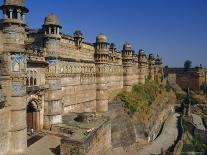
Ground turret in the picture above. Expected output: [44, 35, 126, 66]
[148, 53, 155, 80]
[138, 49, 148, 84]
[94, 33, 109, 112]
[109, 43, 117, 63]
[43, 14, 61, 38]
[42, 14, 61, 60]
[122, 43, 133, 65]
[0, 1, 29, 154]
[122, 43, 134, 91]
[0, 0, 29, 26]
[154, 54, 163, 82]
[42, 14, 63, 128]
[94, 33, 109, 64]
[73, 30, 84, 48]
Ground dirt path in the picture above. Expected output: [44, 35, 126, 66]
[27, 135, 61, 155]
[136, 113, 179, 155]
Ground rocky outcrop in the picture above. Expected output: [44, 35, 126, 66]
[109, 103, 136, 148]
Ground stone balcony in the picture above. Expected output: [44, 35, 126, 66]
[26, 85, 49, 93]
[1, 18, 27, 25]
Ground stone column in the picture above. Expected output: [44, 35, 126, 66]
[49, 27, 51, 35]
[22, 13, 25, 21]
[9, 9, 13, 19]
[96, 64, 109, 112]
[44, 78, 63, 129]
[57, 27, 60, 35]
[9, 81, 27, 155]
[17, 9, 21, 20]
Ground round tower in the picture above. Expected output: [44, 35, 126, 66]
[42, 14, 61, 59]
[0, 0, 29, 154]
[148, 53, 155, 80]
[73, 30, 84, 48]
[94, 33, 109, 112]
[122, 43, 134, 91]
[42, 14, 63, 129]
[138, 49, 148, 84]
[155, 54, 163, 82]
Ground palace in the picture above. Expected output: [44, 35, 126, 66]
[0, 0, 163, 154]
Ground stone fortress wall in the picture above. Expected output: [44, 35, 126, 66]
[0, 0, 163, 154]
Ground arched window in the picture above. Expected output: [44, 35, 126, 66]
[30, 77, 33, 86]
[51, 27, 54, 34]
[26, 78, 29, 86]
[12, 61, 20, 72]
[12, 9, 17, 19]
[34, 78, 37, 86]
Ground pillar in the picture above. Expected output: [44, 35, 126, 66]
[96, 64, 109, 112]
[9, 9, 13, 19]
[44, 79, 63, 129]
[17, 9, 21, 20]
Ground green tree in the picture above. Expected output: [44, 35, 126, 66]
[184, 60, 192, 71]
[201, 82, 207, 97]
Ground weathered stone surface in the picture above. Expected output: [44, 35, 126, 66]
[0, 0, 163, 154]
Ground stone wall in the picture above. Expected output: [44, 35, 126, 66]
[60, 118, 111, 155]
[166, 68, 207, 92]
[0, 108, 10, 155]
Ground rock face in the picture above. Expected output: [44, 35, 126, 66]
[109, 92, 176, 151]
[109, 103, 136, 148]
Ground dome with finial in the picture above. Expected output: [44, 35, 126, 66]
[155, 54, 162, 65]
[96, 33, 107, 43]
[110, 43, 116, 49]
[1, 0, 29, 12]
[74, 30, 83, 38]
[44, 14, 61, 27]
[138, 49, 145, 55]
[149, 54, 155, 60]
[123, 42, 132, 50]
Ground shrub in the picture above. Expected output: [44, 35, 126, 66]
[117, 80, 163, 115]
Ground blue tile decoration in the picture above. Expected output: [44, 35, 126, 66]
[12, 82, 26, 96]
[49, 81, 61, 90]
[48, 59, 57, 65]
[11, 54, 24, 62]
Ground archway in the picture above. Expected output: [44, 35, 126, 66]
[27, 99, 40, 131]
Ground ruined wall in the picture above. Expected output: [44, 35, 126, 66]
[60, 119, 111, 155]
[176, 73, 200, 92]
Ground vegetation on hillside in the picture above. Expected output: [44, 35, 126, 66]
[115, 79, 176, 126]
[116, 79, 163, 116]
[201, 82, 207, 97]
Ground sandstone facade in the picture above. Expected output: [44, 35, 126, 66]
[0, 0, 163, 154]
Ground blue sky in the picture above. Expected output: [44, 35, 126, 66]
[1, 0, 207, 67]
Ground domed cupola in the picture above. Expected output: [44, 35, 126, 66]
[155, 55, 162, 65]
[155, 54, 162, 65]
[138, 49, 147, 64]
[109, 43, 117, 54]
[148, 53, 155, 66]
[0, 0, 29, 26]
[73, 30, 84, 47]
[122, 42, 133, 64]
[96, 33, 108, 43]
[94, 33, 109, 63]
[42, 14, 62, 38]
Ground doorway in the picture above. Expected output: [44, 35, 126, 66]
[27, 100, 40, 131]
